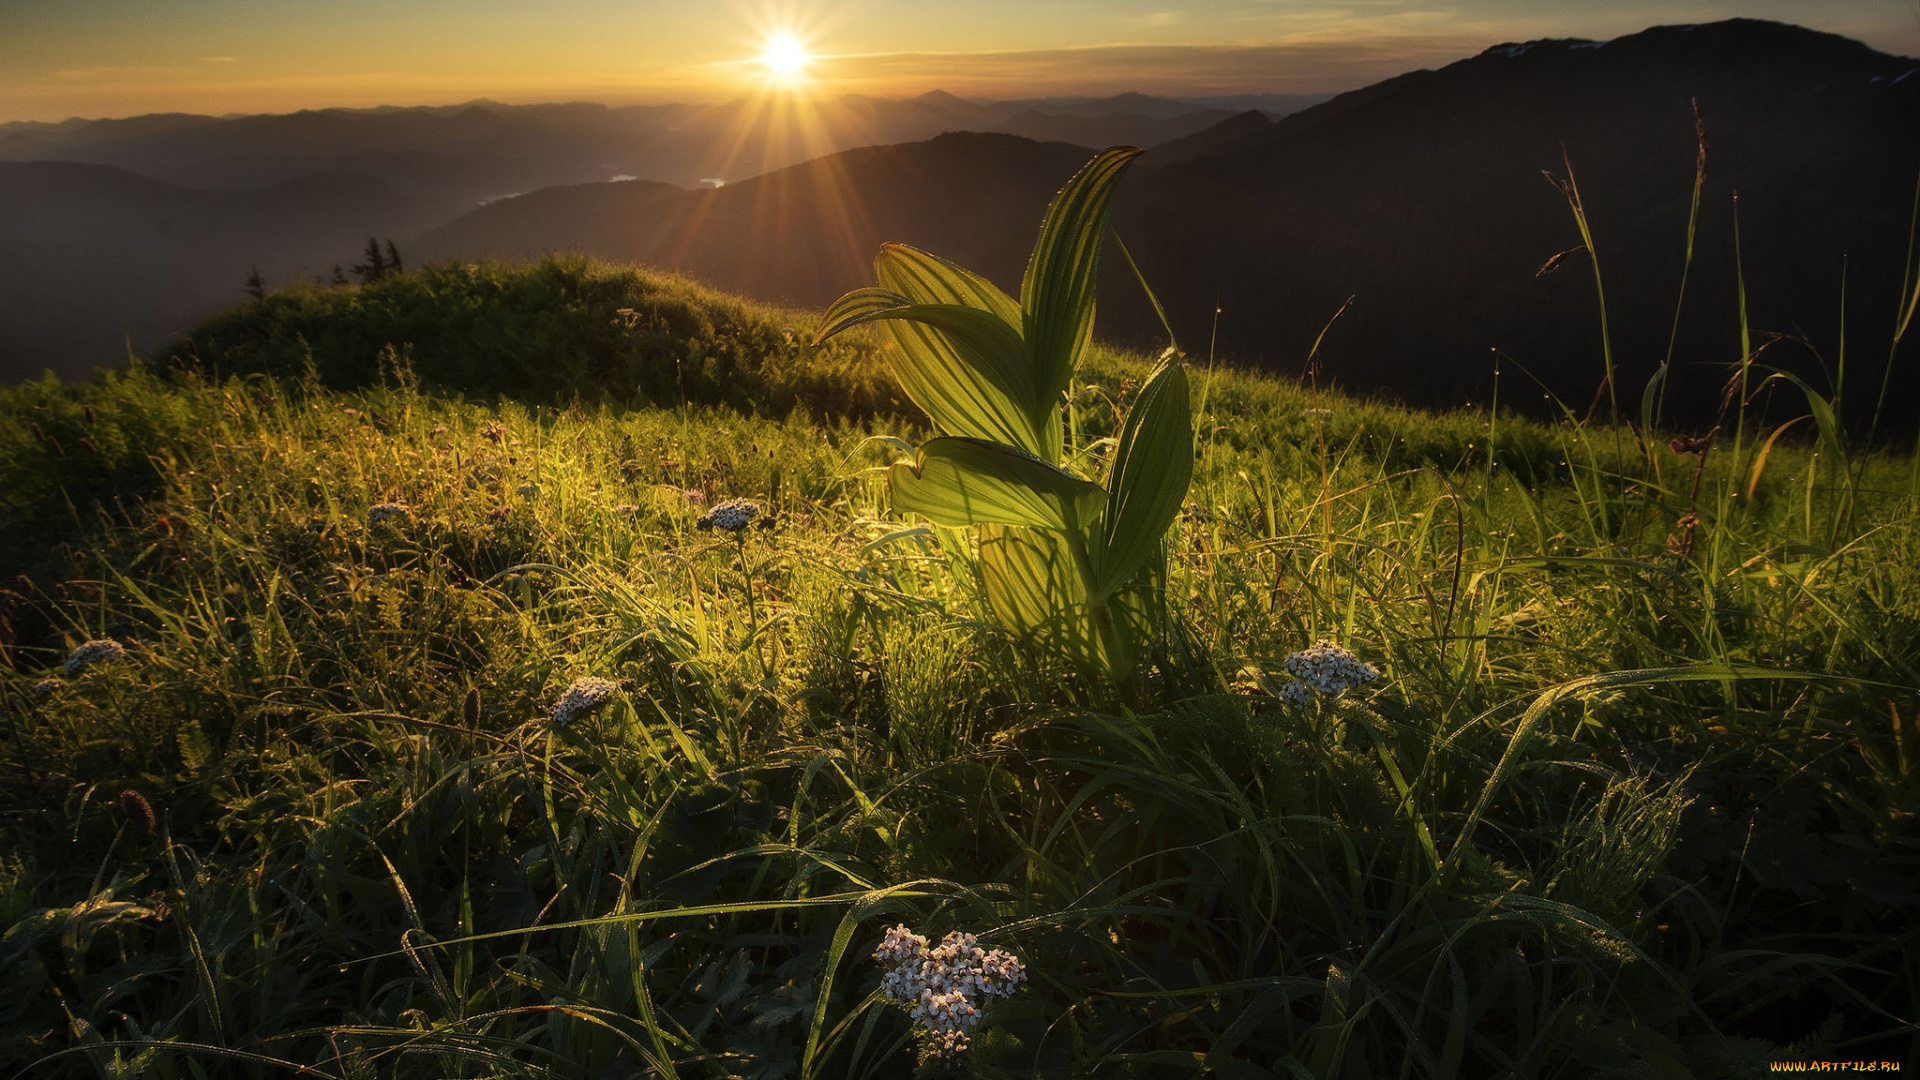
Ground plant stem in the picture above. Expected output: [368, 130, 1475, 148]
[1063, 518, 1134, 705]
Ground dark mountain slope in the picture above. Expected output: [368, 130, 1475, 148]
[1105, 19, 1920, 423]
[413, 133, 1094, 310]
[413, 20, 1919, 428]
[0, 162, 418, 381]
[1144, 110, 1274, 167]
[409, 179, 683, 262]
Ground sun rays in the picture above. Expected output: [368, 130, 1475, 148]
[657, 20, 890, 291]
[760, 33, 812, 84]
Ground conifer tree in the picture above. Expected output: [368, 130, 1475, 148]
[243, 265, 265, 302]
[351, 236, 387, 283]
[383, 239, 403, 276]
[330, 264, 349, 286]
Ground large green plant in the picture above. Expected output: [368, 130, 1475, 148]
[813, 147, 1192, 690]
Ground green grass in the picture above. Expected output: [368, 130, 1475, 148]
[1, 257, 1916, 1078]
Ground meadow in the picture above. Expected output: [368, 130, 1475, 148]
[1, 250, 1916, 1077]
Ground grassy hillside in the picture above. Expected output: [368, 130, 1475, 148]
[2, 259, 1916, 1077]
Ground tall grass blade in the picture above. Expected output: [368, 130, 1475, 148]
[1872, 164, 1920, 442]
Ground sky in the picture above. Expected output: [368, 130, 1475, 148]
[3, 0, 1917, 123]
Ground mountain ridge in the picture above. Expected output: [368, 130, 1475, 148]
[4, 18, 1915, 429]
[410, 18, 1919, 427]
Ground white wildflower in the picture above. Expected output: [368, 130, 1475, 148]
[873, 925, 1026, 1060]
[1277, 640, 1379, 703]
[64, 638, 126, 675]
[926, 1029, 970, 1058]
[979, 949, 1027, 998]
[550, 676, 619, 725]
[515, 483, 538, 498]
[875, 924, 927, 964]
[696, 498, 759, 533]
[367, 502, 410, 525]
[33, 676, 63, 700]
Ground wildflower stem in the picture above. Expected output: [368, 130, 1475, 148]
[736, 532, 766, 674]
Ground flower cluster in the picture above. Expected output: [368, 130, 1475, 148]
[550, 676, 619, 726]
[874, 925, 1027, 1060]
[367, 502, 410, 525]
[33, 676, 62, 700]
[65, 638, 126, 675]
[1277, 640, 1379, 704]
[696, 498, 760, 533]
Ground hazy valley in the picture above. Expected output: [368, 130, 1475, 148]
[4, 17, 1917, 427]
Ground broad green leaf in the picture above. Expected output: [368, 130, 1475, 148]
[1096, 361, 1192, 600]
[813, 286, 916, 344]
[875, 244, 1061, 460]
[1021, 146, 1142, 408]
[979, 524, 1103, 674]
[876, 243, 1021, 326]
[889, 437, 1102, 531]
[979, 524, 1159, 682]
[815, 291, 1043, 454]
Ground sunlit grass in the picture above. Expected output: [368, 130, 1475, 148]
[1, 258, 1915, 1076]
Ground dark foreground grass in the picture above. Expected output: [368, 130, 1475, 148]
[1, 260, 1916, 1078]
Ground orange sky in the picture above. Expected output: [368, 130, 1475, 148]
[4, 1, 1916, 122]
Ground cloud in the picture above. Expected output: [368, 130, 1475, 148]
[804, 38, 1488, 96]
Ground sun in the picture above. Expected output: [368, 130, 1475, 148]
[760, 34, 812, 82]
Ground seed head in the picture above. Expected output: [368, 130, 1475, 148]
[462, 686, 482, 728]
[120, 789, 156, 834]
[65, 638, 126, 675]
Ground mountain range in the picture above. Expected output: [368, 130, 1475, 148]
[1, 90, 1318, 382]
[6, 20, 1917, 430]
[411, 19, 1920, 427]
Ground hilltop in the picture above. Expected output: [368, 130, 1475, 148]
[2, 257, 1915, 1074]
[0, 90, 1278, 382]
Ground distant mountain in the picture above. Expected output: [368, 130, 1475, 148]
[1105, 18, 1920, 424]
[1144, 110, 1275, 166]
[0, 91, 1255, 209]
[0, 161, 418, 381]
[412, 133, 1090, 307]
[1, 90, 1271, 379]
[416, 19, 1918, 427]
